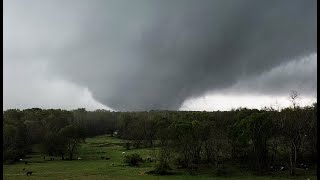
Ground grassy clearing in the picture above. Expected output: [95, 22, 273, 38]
[3, 135, 317, 180]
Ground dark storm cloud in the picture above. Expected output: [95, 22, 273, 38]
[5, 0, 317, 111]
[212, 54, 317, 97]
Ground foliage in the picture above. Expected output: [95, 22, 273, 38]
[124, 153, 144, 166]
[3, 135, 317, 179]
[2, 102, 317, 176]
[214, 167, 229, 177]
[234, 112, 273, 174]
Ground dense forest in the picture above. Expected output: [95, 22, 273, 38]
[3, 103, 317, 176]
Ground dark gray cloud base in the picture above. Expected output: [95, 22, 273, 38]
[5, 0, 317, 111]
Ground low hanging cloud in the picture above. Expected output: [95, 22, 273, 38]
[210, 53, 317, 97]
[4, 0, 317, 111]
[180, 94, 316, 112]
[181, 54, 317, 111]
[3, 59, 111, 111]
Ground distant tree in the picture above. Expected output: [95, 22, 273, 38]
[289, 90, 299, 109]
[170, 120, 205, 170]
[203, 123, 231, 167]
[142, 113, 158, 147]
[278, 107, 310, 175]
[154, 147, 172, 175]
[3, 124, 19, 162]
[72, 108, 87, 128]
[41, 132, 68, 160]
[3, 123, 28, 163]
[2, 106, 317, 176]
[235, 112, 273, 174]
[59, 125, 84, 160]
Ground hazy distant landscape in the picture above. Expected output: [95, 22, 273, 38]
[3, 0, 316, 179]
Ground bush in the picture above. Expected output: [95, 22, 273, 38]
[3, 149, 25, 164]
[124, 142, 131, 150]
[153, 161, 172, 175]
[214, 167, 229, 176]
[124, 153, 143, 166]
[174, 156, 188, 168]
[187, 163, 200, 175]
[216, 168, 227, 176]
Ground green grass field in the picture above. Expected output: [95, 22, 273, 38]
[3, 135, 317, 180]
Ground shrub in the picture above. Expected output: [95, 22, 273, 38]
[174, 156, 188, 168]
[124, 142, 131, 150]
[214, 167, 229, 176]
[124, 153, 143, 166]
[188, 163, 200, 175]
[153, 161, 172, 175]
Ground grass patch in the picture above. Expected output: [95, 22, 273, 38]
[4, 135, 317, 180]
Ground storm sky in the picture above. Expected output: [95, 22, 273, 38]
[4, 0, 317, 111]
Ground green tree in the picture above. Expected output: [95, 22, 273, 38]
[59, 125, 84, 160]
[235, 112, 273, 174]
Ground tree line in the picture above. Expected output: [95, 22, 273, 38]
[3, 103, 317, 175]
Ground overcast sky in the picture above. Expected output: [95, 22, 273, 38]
[4, 0, 317, 111]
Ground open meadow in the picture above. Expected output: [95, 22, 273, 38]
[3, 135, 317, 180]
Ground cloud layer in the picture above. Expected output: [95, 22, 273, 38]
[181, 54, 317, 111]
[211, 53, 317, 96]
[4, 0, 317, 111]
[3, 59, 110, 110]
